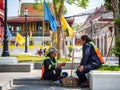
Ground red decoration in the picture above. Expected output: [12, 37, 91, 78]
[0, 0, 4, 10]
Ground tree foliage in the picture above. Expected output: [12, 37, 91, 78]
[112, 37, 120, 57]
[66, 0, 88, 8]
[105, 0, 120, 13]
[105, 0, 120, 66]
[104, 0, 112, 11]
[72, 23, 81, 32]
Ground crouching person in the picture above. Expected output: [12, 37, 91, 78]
[41, 47, 68, 84]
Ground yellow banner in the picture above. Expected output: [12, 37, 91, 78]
[16, 32, 25, 45]
[61, 16, 74, 37]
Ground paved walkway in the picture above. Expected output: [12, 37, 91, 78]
[0, 70, 90, 90]
[9, 85, 89, 90]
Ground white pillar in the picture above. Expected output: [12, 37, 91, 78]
[68, 40, 70, 45]
[102, 35, 105, 56]
[95, 36, 97, 46]
[106, 33, 109, 55]
[99, 36, 101, 52]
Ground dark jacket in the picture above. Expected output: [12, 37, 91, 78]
[43, 55, 62, 80]
[80, 42, 102, 68]
[43, 56, 58, 72]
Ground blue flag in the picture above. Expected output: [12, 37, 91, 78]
[44, 0, 57, 32]
[7, 27, 12, 39]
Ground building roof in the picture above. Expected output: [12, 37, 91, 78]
[82, 6, 112, 28]
[8, 16, 43, 23]
[20, 3, 53, 16]
[20, 3, 43, 16]
[7, 16, 74, 26]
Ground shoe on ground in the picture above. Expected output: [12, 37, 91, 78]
[80, 83, 89, 88]
[53, 80, 61, 86]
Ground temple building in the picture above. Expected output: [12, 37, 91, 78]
[7, 3, 74, 45]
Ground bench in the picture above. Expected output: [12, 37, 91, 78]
[89, 71, 120, 90]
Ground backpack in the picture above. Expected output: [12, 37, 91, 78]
[89, 42, 104, 64]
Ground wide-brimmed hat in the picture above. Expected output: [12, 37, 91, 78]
[48, 47, 57, 53]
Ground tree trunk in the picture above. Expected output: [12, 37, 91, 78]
[53, 0, 64, 59]
[57, 25, 62, 59]
[119, 56, 120, 66]
[111, 0, 120, 66]
[114, 21, 120, 39]
[51, 32, 56, 47]
[63, 32, 67, 58]
[112, 0, 120, 38]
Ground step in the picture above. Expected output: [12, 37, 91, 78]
[34, 62, 80, 69]
[8, 84, 90, 90]
[13, 78, 54, 86]
[0, 79, 12, 90]
[0, 63, 33, 72]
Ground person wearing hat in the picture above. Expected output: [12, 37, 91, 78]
[41, 47, 68, 83]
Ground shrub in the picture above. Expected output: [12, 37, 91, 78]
[58, 58, 71, 62]
[29, 38, 34, 45]
[97, 65, 120, 71]
[68, 45, 73, 57]
[112, 37, 120, 57]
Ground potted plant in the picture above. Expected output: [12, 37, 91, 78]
[67, 45, 73, 59]
[89, 65, 120, 90]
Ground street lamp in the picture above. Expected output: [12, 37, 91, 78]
[2, 0, 10, 56]
[24, 8, 28, 53]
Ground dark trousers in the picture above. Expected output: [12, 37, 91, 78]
[43, 68, 68, 81]
[76, 64, 94, 83]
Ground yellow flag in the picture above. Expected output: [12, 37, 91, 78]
[61, 16, 74, 37]
[16, 32, 25, 45]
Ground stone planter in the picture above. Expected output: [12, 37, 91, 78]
[89, 71, 120, 90]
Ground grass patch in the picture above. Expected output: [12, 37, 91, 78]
[0, 45, 50, 49]
[58, 58, 71, 62]
[97, 65, 120, 71]
[10, 55, 71, 63]
[11, 55, 44, 63]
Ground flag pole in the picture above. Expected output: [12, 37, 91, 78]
[70, 32, 75, 77]
[43, 20, 45, 54]
[43, 0, 45, 55]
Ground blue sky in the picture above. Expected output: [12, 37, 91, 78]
[8, 0, 104, 17]
[8, 0, 34, 17]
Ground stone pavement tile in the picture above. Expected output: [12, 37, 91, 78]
[0, 70, 77, 80]
[8, 85, 90, 90]
[0, 70, 90, 90]
[0, 70, 41, 80]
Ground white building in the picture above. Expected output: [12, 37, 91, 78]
[78, 6, 114, 57]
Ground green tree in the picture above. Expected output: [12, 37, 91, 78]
[72, 22, 81, 32]
[35, 0, 88, 59]
[105, 0, 120, 66]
